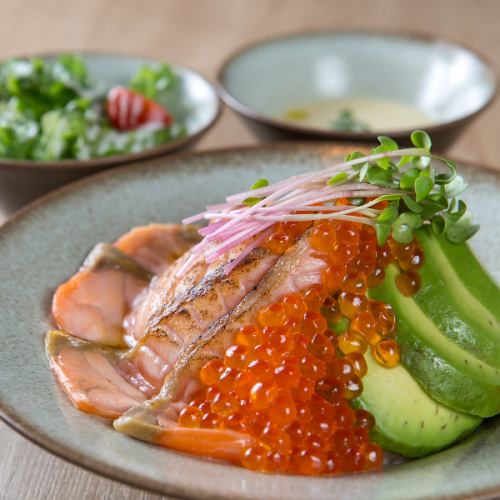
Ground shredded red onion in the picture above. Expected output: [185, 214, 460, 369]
[177, 147, 427, 276]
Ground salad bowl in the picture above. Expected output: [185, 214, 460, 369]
[0, 143, 499, 499]
[0, 52, 221, 213]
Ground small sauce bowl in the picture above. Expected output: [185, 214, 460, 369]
[218, 31, 496, 150]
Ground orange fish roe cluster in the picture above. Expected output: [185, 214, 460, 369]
[177, 217, 425, 475]
[263, 221, 312, 254]
[308, 220, 410, 367]
[180, 291, 383, 475]
[389, 239, 425, 297]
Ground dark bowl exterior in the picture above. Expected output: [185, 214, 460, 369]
[0, 135, 205, 214]
[0, 164, 101, 214]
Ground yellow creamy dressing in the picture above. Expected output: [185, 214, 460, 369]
[284, 97, 434, 132]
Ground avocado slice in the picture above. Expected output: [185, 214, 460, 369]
[415, 229, 500, 366]
[421, 229, 500, 321]
[356, 353, 482, 458]
[369, 229, 500, 417]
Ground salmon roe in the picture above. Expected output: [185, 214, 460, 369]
[181, 289, 382, 475]
[263, 221, 312, 254]
[178, 214, 425, 476]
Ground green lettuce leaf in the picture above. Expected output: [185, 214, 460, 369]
[129, 63, 177, 100]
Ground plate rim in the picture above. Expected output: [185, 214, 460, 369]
[0, 141, 499, 499]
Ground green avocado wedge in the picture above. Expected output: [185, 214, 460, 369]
[369, 228, 500, 417]
[355, 353, 482, 458]
[416, 229, 500, 365]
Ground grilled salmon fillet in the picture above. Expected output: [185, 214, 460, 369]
[114, 232, 327, 457]
[48, 226, 278, 418]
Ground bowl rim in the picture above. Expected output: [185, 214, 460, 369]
[216, 29, 498, 141]
[0, 49, 223, 171]
[0, 141, 500, 499]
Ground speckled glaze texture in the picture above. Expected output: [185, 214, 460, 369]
[0, 144, 498, 500]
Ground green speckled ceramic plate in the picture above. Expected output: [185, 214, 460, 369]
[0, 144, 499, 500]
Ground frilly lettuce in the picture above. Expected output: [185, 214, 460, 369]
[0, 55, 184, 161]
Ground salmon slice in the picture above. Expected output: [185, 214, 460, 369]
[122, 249, 209, 345]
[48, 225, 278, 418]
[154, 428, 255, 464]
[122, 237, 247, 345]
[114, 232, 326, 459]
[125, 241, 278, 342]
[121, 246, 278, 390]
[52, 224, 197, 347]
[47, 329, 179, 418]
[52, 269, 146, 347]
[48, 224, 201, 417]
[46, 330, 148, 419]
[117, 408, 255, 464]
[160, 231, 325, 403]
[146, 248, 278, 348]
[115, 223, 200, 275]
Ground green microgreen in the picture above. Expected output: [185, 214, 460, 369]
[242, 197, 262, 207]
[375, 222, 392, 246]
[377, 204, 399, 224]
[243, 178, 269, 206]
[415, 175, 434, 202]
[327, 172, 349, 186]
[402, 195, 423, 213]
[410, 130, 432, 150]
[338, 130, 478, 245]
[251, 178, 269, 190]
[399, 167, 420, 190]
[367, 166, 394, 187]
[235, 130, 477, 251]
[392, 212, 423, 244]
